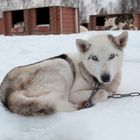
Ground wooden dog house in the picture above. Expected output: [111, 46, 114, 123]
[89, 13, 140, 30]
[3, 6, 79, 35]
[0, 18, 4, 34]
[133, 13, 140, 29]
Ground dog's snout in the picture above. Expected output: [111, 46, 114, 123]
[101, 73, 110, 83]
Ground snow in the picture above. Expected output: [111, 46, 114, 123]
[37, 24, 50, 27]
[0, 31, 140, 140]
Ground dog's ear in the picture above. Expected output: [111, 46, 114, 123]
[76, 39, 91, 53]
[114, 31, 128, 49]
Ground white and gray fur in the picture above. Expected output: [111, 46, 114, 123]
[0, 31, 128, 116]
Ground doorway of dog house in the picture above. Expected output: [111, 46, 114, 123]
[36, 7, 50, 26]
[96, 16, 106, 26]
[82, 23, 88, 28]
[12, 10, 24, 32]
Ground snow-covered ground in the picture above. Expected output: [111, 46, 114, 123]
[0, 31, 140, 140]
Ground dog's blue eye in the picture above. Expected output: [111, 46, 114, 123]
[91, 56, 98, 61]
[109, 54, 115, 60]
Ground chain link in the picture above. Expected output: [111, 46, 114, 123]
[108, 92, 140, 99]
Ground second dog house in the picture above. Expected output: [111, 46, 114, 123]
[89, 13, 140, 30]
[0, 18, 4, 34]
[3, 6, 79, 35]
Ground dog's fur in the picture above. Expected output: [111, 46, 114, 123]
[0, 31, 128, 116]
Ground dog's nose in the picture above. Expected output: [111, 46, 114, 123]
[101, 74, 110, 83]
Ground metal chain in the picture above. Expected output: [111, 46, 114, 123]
[78, 76, 140, 109]
[108, 92, 140, 99]
[88, 82, 100, 104]
[79, 91, 140, 110]
[78, 82, 100, 109]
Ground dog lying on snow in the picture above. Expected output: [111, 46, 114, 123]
[104, 15, 137, 30]
[0, 31, 128, 116]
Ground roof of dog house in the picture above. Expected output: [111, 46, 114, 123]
[1, 0, 78, 11]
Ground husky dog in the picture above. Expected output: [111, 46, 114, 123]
[115, 15, 134, 26]
[80, 25, 88, 32]
[0, 31, 128, 116]
[104, 17, 117, 30]
[105, 15, 136, 30]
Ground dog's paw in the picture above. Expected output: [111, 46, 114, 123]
[93, 89, 108, 103]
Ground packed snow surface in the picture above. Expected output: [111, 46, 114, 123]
[0, 31, 140, 140]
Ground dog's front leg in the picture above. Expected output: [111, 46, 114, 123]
[69, 89, 110, 105]
[70, 89, 110, 110]
[69, 90, 93, 105]
[77, 89, 110, 109]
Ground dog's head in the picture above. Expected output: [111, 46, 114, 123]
[76, 31, 128, 84]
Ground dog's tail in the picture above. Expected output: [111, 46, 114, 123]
[0, 85, 55, 116]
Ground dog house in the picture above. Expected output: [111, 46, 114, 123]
[89, 13, 137, 30]
[3, 6, 79, 35]
[133, 13, 140, 29]
[0, 18, 4, 34]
